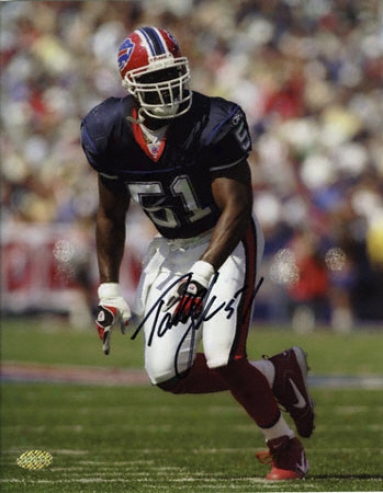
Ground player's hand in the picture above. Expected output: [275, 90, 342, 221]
[96, 283, 131, 355]
[163, 261, 215, 325]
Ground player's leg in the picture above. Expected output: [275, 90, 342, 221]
[138, 236, 228, 389]
[202, 221, 281, 430]
[202, 219, 308, 479]
[142, 269, 203, 385]
[252, 347, 315, 438]
[157, 352, 229, 393]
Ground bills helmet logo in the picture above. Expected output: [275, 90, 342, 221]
[118, 38, 135, 72]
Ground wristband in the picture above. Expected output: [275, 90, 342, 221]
[98, 282, 121, 299]
[190, 261, 215, 288]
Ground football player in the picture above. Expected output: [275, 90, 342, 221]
[81, 26, 314, 480]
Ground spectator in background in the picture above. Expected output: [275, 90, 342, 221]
[1, 0, 382, 323]
[287, 229, 330, 332]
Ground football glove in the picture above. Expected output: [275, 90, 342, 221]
[96, 283, 131, 355]
[163, 261, 215, 326]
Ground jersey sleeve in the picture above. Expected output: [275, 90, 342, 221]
[80, 99, 119, 180]
[204, 104, 252, 172]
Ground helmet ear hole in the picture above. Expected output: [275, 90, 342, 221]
[118, 27, 192, 120]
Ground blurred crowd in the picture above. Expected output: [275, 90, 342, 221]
[1, 0, 383, 328]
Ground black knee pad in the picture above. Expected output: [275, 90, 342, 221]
[157, 375, 187, 394]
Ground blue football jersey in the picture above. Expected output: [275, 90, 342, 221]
[81, 92, 251, 239]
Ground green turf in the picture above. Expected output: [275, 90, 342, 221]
[2, 318, 383, 374]
[1, 319, 383, 492]
[1, 384, 382, 492]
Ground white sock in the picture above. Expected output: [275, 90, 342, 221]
[251, 359, 275, 387]
[252, 359, 293, 441]
[262, 414, 294, 442]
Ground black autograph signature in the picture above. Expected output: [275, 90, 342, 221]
[131, 273, 264, 378]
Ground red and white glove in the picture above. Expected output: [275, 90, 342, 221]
[163, 261, 215, 326]
[96, 283, 131, 355]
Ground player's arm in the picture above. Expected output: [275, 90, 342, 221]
[200, 159, 253, 270]
[95, 175, 132, 354]
[96, 175, 130, 283]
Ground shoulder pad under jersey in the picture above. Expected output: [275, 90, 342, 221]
[81, 96, 133, 173]
[198, 95, 252, 169]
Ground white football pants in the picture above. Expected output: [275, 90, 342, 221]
[133, 217, 264, 385]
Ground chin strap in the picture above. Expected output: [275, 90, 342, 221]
[126, 107, 146, 124]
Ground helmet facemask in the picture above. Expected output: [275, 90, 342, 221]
[123, 58, 192, 120]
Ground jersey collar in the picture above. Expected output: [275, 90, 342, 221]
[131, 108, 167, 162]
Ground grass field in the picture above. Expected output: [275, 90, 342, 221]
[1, 318, 383, 492]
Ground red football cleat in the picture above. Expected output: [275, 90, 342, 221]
[256, 435, 309, 480]
[266, 346, 315, 438]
